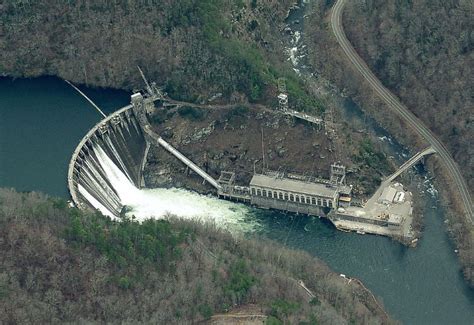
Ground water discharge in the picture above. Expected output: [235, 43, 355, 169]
[91, 144, 260, 234]
[2, 64, 473, 325]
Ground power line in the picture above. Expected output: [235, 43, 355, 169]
[65, 80, 106, 118]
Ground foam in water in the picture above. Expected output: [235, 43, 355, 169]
[93, 144, 260, 233]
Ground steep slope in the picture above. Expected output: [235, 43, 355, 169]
[343, 0, 473, 192]
[0, 188, 393, 324]
[0, 0, 303, 104]
[304, 0, 474, 286]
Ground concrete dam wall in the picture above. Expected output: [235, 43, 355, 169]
[68, 105, 149, 217]
[68, 92, 222, 218]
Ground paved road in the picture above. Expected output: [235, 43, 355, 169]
[331, 0, 473, 223]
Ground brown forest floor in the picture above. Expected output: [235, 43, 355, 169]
[145, 105, 350, 192]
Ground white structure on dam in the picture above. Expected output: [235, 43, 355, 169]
[67, 74, 435, 241]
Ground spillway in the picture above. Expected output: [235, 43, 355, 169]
[66, 99, 256, 231]
[68, 105, 149, 217]
[68, 91, 226, 220]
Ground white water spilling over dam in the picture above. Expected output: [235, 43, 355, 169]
[68, 97, 258, 233]
[68, 105, 148, 216]
[77, 137, 258, 232]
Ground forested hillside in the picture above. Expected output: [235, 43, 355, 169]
[0, 188, 393, 324]
[304, 0, 474, 286]
[343, 0, 473, 191]
[343, 1, 474, 287]
[0, 0, 317, 108]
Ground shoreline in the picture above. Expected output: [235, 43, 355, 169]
[141, 101, 421, 247]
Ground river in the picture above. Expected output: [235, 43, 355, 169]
[0, 64, 473, 325]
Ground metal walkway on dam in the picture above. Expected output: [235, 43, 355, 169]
[130, 92, 221, 190]
[144, 124, 221, 190]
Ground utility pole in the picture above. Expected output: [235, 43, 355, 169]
[261, 127, 266, 173]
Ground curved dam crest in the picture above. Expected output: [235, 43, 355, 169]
[67, 93, 258, 232]
[68, 103, 148, 217]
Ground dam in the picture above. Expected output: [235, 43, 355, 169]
[68, 84, 428, 244]
[68, 90, 221, 217]
[67, 104, 149, 216]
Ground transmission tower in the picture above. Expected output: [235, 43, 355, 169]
[277, 77, 289, 111]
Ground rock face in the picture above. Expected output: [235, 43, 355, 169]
[143, 104, 389, 197]
[182, 122, 215, 145]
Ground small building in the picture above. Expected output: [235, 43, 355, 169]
[333, 209, 404, 229]
[394, 191, 405, 203]
[378, 186, 397, 205]
[338, 195, 352, 207]
[249, 173, 339, 216]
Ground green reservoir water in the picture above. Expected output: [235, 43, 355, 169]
[0, 77, 130, 196]
[0, 76, 473, 324]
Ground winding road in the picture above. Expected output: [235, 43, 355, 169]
[331, 0, 473, 224]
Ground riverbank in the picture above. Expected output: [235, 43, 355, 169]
[0, 0, 300, 105]
[2, 76, 473, 324]
[0, 188, 394, 324]
[303, 0, 474, 287]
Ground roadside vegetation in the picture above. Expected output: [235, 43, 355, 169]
[343, 0, 473, 191]
[305, 0, 474, 286]
[0, 188, 393, 324]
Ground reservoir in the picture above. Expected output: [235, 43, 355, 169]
[0, 76, 473, 324]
